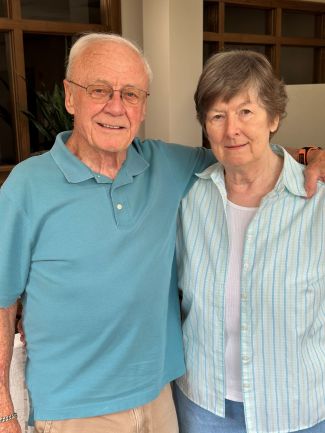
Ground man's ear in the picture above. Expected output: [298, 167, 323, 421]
[63, 79, 75, 115]
[140, 99, 147, 123]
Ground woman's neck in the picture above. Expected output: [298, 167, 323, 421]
[225, 152, 283, 207]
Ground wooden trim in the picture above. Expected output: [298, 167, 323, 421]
[204, 32, 276, 44]
[204, 33, 325, 47]
[99, 0, 121, 33]
[8, 29, 30, 161]
[219, 1, 225, 34]
[272, 8, 282, 76]
[7, 0, 21, 19]
[218, 1, 225, 50]
[0, 18, 105, 34]
[0, 166, 14, 185]
[107, 0, 122, 34]
[204, 0, 325, 13]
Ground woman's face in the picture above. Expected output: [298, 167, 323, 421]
[205, 87, 279, 170]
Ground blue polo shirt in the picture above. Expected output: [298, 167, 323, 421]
[0, 131, 214, 421]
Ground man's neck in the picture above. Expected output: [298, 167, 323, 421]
[66, 137, 127, 180]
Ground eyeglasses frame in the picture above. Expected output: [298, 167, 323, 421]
[66, 79, 150, 105]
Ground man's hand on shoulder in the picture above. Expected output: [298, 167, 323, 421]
[304, 148, 325, 197]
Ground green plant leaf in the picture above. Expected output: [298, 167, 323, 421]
[22, 82, 73, 142]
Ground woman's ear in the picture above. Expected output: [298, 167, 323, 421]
[270, 115, 280, 133]
[63, 79, 75, 115]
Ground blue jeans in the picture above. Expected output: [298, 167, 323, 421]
[173, 384, 325, 433]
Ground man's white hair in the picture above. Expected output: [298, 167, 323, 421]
[65, 32, 153, 83]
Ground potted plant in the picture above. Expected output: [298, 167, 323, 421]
[23, 82, 73, 147]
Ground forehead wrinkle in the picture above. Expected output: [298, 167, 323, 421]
[210, 98, 252, 113]
[72, 42, 148, 88]
[211, 87, 263, 112]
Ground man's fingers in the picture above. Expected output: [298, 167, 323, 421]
[304, 169, 319, 198]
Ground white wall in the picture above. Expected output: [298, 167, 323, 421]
[120, 0, 143, 47]
[142, 0, 202, 146]
[121, 0, 202, 147]
[273, 84, 325, 149]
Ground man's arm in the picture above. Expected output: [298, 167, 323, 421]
[0, 303, 21, 433]
[285, 146, 325, 197]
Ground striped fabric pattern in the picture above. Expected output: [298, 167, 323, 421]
[176, 145, 325, 433]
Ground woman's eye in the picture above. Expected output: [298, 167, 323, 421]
[240, 109, 252, 116]
[213, 114, 224, 121]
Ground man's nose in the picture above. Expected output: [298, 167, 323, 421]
[103, 90, 126, 114]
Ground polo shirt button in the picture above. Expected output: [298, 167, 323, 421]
[116, 203, 123, 210]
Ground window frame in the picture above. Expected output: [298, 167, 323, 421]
[0, 0, 121, 184]
[203, 0, 325, 82]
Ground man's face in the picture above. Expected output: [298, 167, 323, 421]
[64, 41, 148, 157]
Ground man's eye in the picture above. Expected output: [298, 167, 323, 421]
[93, 88, 108, 95]
[124, 90, 139, 99]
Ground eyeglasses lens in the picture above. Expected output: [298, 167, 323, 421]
[87, 85, 144, 105]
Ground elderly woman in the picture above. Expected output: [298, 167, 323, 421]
[174, 51, 325, 433]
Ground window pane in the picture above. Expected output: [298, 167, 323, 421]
[0, 33, 15, 165]
[204, 2, 218, 32]
[24, 33, 73, 153]
[225, 5, 270, 35]
[0, 0, 8, 17]
[281, 47, 314, 84]
[21, 0, 101, 24]
[203, 42, 219, 64]
[282, 11, 316, 38]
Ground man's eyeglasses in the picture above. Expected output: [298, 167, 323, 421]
[67, 80, 150, 106]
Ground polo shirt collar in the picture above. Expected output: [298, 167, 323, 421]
[196, 144, 307, 198]
[115, 141, 149, 187]
[50, 131, 149, 184]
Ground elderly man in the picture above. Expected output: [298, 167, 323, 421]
[0, 33, 324, 433]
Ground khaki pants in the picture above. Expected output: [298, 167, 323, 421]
[34, 384, 178, 433]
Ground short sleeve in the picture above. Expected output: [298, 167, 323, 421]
[0, 189, 32, 307]
[159, 143, 216, 197]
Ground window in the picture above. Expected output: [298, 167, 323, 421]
[0, 0, 121, 184]
[20, 0, 101, 23]
[0, 33, 15, 165]
[203, 0, 325, 84]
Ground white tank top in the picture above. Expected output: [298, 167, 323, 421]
[225, 200, 258, 402]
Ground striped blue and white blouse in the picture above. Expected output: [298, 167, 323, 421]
[176, 145, 325, 433]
